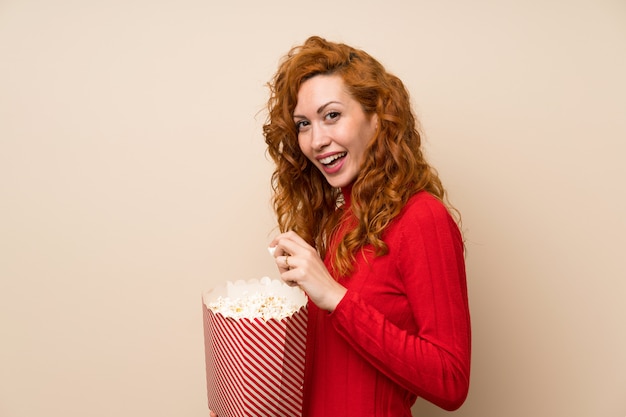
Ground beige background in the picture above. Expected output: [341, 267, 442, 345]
[1, 0, 625, 416]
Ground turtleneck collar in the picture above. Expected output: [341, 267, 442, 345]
[340, 183, 353, 209]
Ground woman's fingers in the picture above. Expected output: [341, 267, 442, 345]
[269, 231, 310, 255]
[268, 230, 346, 310]
[269, 232, 311, 284]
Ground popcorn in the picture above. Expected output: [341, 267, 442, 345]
[205, 276, 306, 320]
[202, 277, 308, 417]
[207, 293, 302, 321]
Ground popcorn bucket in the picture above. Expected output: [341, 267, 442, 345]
[202, 278, 308, 417]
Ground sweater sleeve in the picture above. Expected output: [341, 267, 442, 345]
[329, 196, 471, 410]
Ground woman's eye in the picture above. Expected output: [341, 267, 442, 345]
[325, 111, 340, 121]
[295, 120, 310, 131]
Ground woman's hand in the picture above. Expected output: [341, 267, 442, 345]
[270, 231, 347, 311]
[209, 411, 217, 417]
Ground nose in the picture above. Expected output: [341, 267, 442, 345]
[311, 124, 331, 151]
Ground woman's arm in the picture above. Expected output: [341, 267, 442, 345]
[330, 196, 471, 410]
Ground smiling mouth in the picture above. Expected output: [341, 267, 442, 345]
[319, 152, 346, 167]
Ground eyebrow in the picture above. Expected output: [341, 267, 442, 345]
[293, 101, 342, 119]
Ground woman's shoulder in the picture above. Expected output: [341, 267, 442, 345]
[390, 191, 462, 244]
[402, 191, 451, 220]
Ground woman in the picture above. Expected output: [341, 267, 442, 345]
[216, 36, 471, 416]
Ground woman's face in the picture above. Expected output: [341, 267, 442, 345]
[293, 74, 378, 188]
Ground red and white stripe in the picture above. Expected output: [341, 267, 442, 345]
[203, 302, 308, 417]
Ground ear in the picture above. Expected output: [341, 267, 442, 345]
[372, 113, 379, 131]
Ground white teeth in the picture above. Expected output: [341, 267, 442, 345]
[319, 152, 346, 165]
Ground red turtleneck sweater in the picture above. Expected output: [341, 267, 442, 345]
[302, 190, 471, 416]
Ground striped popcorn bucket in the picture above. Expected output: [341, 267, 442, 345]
[202, 279, 308, 417]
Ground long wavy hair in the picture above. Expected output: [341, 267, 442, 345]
[264, 36, 457, 277]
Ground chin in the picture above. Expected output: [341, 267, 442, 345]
[325, 176, 356, 189]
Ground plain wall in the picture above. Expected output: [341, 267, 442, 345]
[1, 1, 624, 416]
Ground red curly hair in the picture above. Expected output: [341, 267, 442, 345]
[264, 36, 456, 276]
